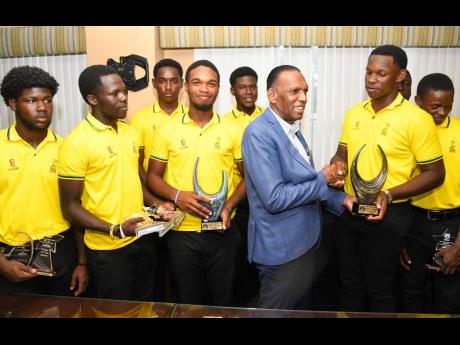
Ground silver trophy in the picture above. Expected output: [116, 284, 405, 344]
[426, 229, 457, 271]
[193, 157, 228, 231]
[350, 144, 388, 216]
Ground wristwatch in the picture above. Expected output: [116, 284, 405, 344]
[383, 190, 393, 204]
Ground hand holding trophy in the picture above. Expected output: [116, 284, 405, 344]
[350, 144, 388, 216]
[193, 157, 228, 232]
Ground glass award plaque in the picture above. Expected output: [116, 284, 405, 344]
[134, 207, 185, 237]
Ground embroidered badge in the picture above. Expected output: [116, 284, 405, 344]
[50, 159, 57, 173]
[353, 121, 360, 130]
[8, 158, 19, 171]
[450, 139, 456, 153]
[180, 139, 188, 149]
[107, 146, 117, 158]
[215, 136, 221, 150]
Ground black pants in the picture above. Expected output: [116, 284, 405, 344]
[232, 199, 260, 307]
[86, 233, 156, 302]
[256, 245, 317, 310]
[0, 229, 76, 297]
[400, 208, 460, 314]
[166, 224, 240, 306]
[334, 203, 410, 312]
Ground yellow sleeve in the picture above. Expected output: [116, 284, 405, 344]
[232, 121, 243, 161]
[57, 135, 87, 180]
[410, 112, 443, 164]
[338, 108, 352, 146]
[150, 123, 169, 162]
[129, 113, 145, 149]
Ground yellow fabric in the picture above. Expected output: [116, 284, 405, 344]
[57, 113, 143, 250]
[223, 105, 265, 187]
[339, 93, 443, 203]
[151, 112, 243, 231]
[412, 116, 460, 210]
[130, 102, 187, 172]
[0, 124, 69, 246]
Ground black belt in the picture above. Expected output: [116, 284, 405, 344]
[412, 206, 460, 221]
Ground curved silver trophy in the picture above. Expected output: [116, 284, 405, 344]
[350, 144, 388, 216]
[193, 157, 228, 231]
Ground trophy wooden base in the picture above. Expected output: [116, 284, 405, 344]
[200, 221, 224, 232]
[352, 202, 379, 216]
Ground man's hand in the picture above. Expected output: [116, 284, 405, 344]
[119, 217, 146, 237]
[220, 205, 232, 230]
[157, 201, 175, 211]
[176, 191, 212, 219]
[400, 247, 412, 271]
[366, 191, 389, 222]
[434, 244, 460, 275]
[322, 164, 345, 187]
[342, 194, 357, 213]
[0, 258, 37, 283]
[70, 264, 89, 297]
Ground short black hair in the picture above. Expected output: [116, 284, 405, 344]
[1, 66, 59, 106]
[229, 66, 258, 87]
[153, 58, 183, 79]
[266, 65, 300, 90]
[78, 65, 119, 104]
[417, 73, 455, 97]
[185, 60, 220, 85]
[370, 45, 408, 69]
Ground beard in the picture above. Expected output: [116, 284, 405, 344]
[191, 101, 214, 112]
[16, 110, 51, 131]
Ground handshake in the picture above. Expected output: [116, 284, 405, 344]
[321, 163, 347, 189]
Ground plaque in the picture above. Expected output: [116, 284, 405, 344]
[425, 229, 456, 271]
[193, 157, 228, 232]
[350, 144, 388, 216]
[134, 207, 185, 237]
[0, 233, 63, 277]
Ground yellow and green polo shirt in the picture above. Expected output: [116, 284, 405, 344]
[339, 93, 443, 203]
[130, 102, 187, 172]
[224, 105, 265, 187]
[0, 124, 69, 246]
[412, 116, 460, 210]
[57, 113, 144, 250]
[151, 112, 244, 231]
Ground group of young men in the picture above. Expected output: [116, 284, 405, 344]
[0, 44, 458, 315]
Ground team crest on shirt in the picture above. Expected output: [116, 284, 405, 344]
[353, 121, 360, 130]
[107, 146, 117, 158]
[450, 139, 456, 153]
[180, 139, 188, 149]
[50, 159, 57, 173]
[215, 136, 221, 150]
[381, 123, 390, 136]
[152, 124, 157, 131]
[132, 141, 137, 153]
[8, 158, 19, 171]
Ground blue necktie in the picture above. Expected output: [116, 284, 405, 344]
[295, 131, 314, 168]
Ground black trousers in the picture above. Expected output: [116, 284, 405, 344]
[400, 208, 460, 314]
[166, 224, 240, 306]
[334, 203, 410, 312]
[86, 233, 156, 302]
[232, 199, 260, 307]
[255, 245, 317, 310]
[0, 229, 76, 297]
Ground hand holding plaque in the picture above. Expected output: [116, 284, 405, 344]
[350, 144, 388, 216]
[193, 157, 228, 232]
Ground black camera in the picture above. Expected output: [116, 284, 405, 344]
[107, 54, 149, 92]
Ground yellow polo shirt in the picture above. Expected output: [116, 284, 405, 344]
[412, 116, 460, 210]
[130, 102, 187, 172]
[57, 113, 143, 250]
[339, 94, 443, 203]
[224, 105, 265, 187]
[151, 112, 243, 231]
[0, 124, 69, 246]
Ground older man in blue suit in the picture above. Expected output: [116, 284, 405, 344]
[242, 65, 354, 310]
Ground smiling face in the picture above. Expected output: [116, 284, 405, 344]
[185, 65, 220, 112]
[9, 87, 53, 131]
[416, 89, 454, 125]
[268, 70, 308, 124]
[231, 75, 258, 113]
[153, 66, 183, 104]
[365, 55, 405, 101]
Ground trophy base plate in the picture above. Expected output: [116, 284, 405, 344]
[34, 270, 56, 277]
[352, 202, 379, 216]
[200, 221, 224, 232]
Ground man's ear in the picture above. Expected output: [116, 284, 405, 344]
[8, 98, 17, 111]
[396, 69, 407, 84]
[86, 94, 98, 106]
[414, 95, 422, 107]
[152, 78, 156, 90]
[267, 88, 276, 104]
[230, 86, 235, 97]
